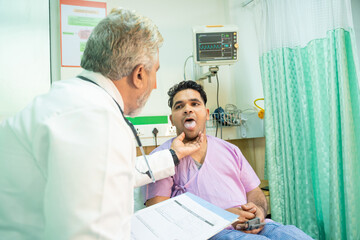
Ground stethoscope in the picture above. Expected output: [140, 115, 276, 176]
[77, 76, 155, 183]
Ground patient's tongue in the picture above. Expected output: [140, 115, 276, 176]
[184, 120, 196, 130]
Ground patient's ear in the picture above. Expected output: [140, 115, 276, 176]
[131, 64, 146, 89]
[169, 114, 174, 125]
[206, 108, 210, 121]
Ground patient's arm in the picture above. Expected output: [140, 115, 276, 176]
[238, 187, 267, 234]
[145, 196, 170, 207]
[246, 187, 267, 220]
[226, 187, 267, 234]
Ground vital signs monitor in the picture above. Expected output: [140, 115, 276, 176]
[193, 25, 239, 66]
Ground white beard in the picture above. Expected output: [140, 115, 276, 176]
[127, 105, 143, 117]
[127, 87, 151, 117]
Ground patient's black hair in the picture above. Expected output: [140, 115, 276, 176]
[167, 80, 207, 108]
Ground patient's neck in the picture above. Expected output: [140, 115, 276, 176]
[190, 135, 207, 165]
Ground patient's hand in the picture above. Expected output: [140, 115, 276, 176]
[146, 196, 170, 207]
[238, 202, 265, 234]
[226, 202, 265, 234]
[226, 207, 256, 229]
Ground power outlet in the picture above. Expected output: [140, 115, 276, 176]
[166, 125, 177, 136]
[136, 128, 143, 137]
[170, 125, 176, 134]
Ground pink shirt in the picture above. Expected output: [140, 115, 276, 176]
[145, 135, 260, 209]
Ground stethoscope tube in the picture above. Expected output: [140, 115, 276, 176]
[77, 75, 155, 182]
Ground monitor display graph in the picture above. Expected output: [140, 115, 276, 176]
[195, 32, 237, 63]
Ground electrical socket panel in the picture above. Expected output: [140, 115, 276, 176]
[134, 121, 177, 147]
[135, 127, 143, 137]
[167, 125, 177, 135]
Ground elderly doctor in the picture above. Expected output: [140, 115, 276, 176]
[0, 8, 203, 240]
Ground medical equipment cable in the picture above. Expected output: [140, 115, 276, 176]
[254, 98, 265, 119]
[254, 98, 264, 111]
[183, 55, 193, 80]
[76, 76, 156, 183]
[215, 72, 221, 138]
[216, 73, 220, 108]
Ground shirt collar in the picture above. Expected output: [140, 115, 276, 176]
[78, 69, 125, 111]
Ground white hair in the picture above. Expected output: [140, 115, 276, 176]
[81, 8, 163, 80]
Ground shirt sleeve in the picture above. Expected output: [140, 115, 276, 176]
[134, 150, 175, 187]
[144, 141, 175, 202]
[145, 175, 174, 201]
[235, 147, 261, 192]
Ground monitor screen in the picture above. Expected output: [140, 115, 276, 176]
[195, 32, 237, 63]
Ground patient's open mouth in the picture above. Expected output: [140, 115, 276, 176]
[184, 118, 196, 130]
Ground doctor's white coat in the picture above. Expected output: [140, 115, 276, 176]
[0, 70, 175, 240]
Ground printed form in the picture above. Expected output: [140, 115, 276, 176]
[131, 192, 238, 240]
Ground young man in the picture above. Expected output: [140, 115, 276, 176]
[145, 81, 312, 239]
[0, 10, 202, 240]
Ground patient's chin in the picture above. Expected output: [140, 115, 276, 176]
[184, 132, 199, 141]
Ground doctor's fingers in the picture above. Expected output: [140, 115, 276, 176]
[195, 131, 204, 144]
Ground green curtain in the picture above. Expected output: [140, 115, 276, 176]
[260, 28, 360, 240]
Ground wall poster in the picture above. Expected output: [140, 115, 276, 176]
[60, 0, 106, 67]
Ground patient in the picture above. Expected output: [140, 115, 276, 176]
[144, 81, 312, 240]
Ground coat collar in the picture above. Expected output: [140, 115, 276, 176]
[78, 70, 125, 112]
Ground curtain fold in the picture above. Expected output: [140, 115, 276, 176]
[256, 0, 360, 238]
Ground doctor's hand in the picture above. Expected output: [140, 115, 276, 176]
[170, 132, 204, 159]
